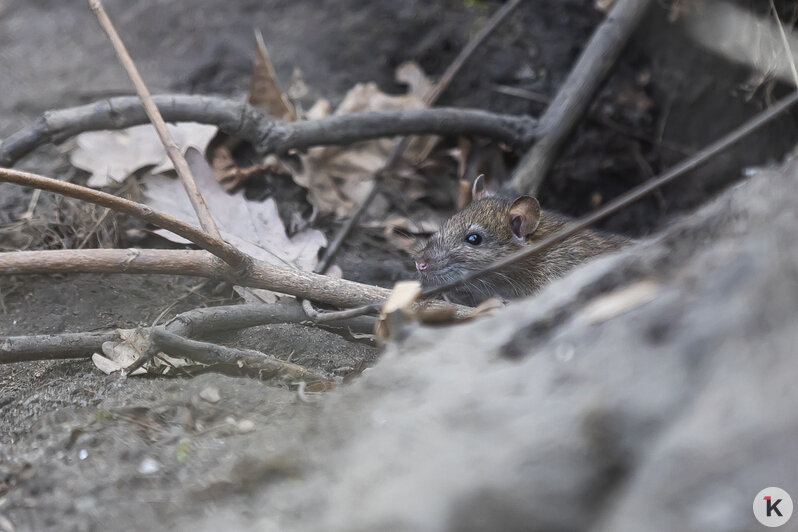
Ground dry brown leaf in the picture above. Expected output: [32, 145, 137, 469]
[375, 280, 422, 341]
[143, 148, 326, 302]
[205, 32, 296, 191]
[250, 29, 296, 121]
[382, 280, 422, 314]
[395, 61, 433, 99]
[71, 123, 217, 188]
[144, 148, 326, 271]
[92, 328, 199, 376]
[292, 63, 433, 218]
[396, 61, 441, 164]
[305, 98, 331, 120]
[92, 328, 149, 376]
[215, 156, 284, 192]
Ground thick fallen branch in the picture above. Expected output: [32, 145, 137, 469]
[0, 96, 538, 167]
[0, 248, 474, 319]
[0, 301, 374, 365]
[0, 331, 119, 364]
[0, 248, 389, 306]
[166, 300, 375, 337]
[509, 0, 655, 195]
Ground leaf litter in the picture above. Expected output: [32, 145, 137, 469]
[68, 38, 461, 328]
[71, 123, 217, 188]
[143, 148, 328, 304]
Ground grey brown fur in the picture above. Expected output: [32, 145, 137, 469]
[415, 195, 629, 305]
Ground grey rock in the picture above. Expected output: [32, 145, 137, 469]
[196, 154, 798, 531]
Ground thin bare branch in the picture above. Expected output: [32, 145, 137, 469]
[428, 90, 798, 297]
[301, 299, 381, 322]
[509, 0, 655, 195]
[88, 0, 221, 237]
[770, 0, 798, 87]
[0, 167, 251, 270]
[492, 84, 693, 156]
[149, 328, 331, 384]
[0, 301, 374, 365]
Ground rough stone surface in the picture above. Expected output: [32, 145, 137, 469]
[177, 153, 798, 531]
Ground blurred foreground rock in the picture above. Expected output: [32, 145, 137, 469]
[189, 153, 798, 532]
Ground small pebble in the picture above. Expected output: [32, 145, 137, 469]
[78, 449, 88, 460]
[138, 456, 160, 475]
[199, 386, 221, 403]
[237, 419, 255, 433]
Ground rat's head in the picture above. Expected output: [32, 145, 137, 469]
[414, 175, 541, 292]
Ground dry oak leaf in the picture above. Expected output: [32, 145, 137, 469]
[250, 29, 296, 121]
[143, 148, 326, 272]
[71, 123, 217, 188]
[293, 62, 433, 218]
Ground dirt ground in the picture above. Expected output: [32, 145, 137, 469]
[1, 1, 797, 531]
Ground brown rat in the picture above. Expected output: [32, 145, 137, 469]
[414, 176, 629, 305]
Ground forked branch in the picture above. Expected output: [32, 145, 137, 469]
[0, 167, 251, 270]
[0, 96, 538, 167]
[509, 0, 655, 195]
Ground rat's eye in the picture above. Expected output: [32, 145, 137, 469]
[465, 233, 483, 246]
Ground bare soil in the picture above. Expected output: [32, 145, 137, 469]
[1, 1, 796, 531]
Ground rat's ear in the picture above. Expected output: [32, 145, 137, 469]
[471, 174, 492, 202]
[508, 196, 541, 241]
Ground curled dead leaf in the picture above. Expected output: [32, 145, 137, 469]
[71, 123, 217, 188]
[578, 280, 660, 324]
[292, 63, 434, 218]
[375, 280, 422, 342]
[250, 29, 296, 121]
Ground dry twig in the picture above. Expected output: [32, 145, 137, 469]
[509, 0, 655, 195]
[1, 301, 374, 365]
[0, 167, 250, 270]
[148, 328, 331, 384]
[301, 299, 381, 322]
[770, 0, 798, 87]
[429, 90, 798, 296]
[88, 0, 221, 238]
[0, 247, 475, 318]
[314, 0, 527, 274]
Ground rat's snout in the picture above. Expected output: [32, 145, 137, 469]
[415, 258, 429, 272]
